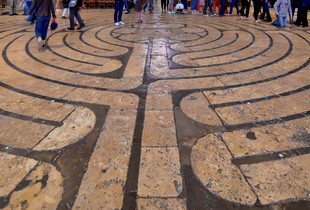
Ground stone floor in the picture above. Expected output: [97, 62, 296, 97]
[0, 4, 310, 210]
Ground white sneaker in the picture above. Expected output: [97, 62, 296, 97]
[119, 21, 125, 25]
[203, 14, 209, 16]
[211, 13, 216, 16]
[171, 11, 176, 14]
[114, 22, 119, 26]
[168, 11, 171, 14]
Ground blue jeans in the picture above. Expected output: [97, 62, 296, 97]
[191, 0, 197, 10]
[69, 7, 84, 28]
[147, 0, 154, 11]
[114, 1, 124, 23]
[203, 0, 212, 13]
[272, 16, 287, 27]
[24, 0, 32, 15]
[35, 16, 50, 40]
[229, 0, 239, 14]
[124, 0, 130, 12]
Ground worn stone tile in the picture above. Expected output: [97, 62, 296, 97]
[34, 107, 95, 150]
[73, 109, 136, 210]
[0, 116, 54, 149]
[191, 134, 257, 205]
[142, 110, 177, 146]
[138, 147, 182, 197]
[0, 153, 38, 197]
[3, 162, 63, 210]
[137, 198, 186, 210]
[180, 92, 222, 126]
[241, 154, 310, 205]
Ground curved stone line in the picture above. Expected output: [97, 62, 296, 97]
[43, 37, 103, 67]
[211, 84, 310, 109]
[63, 34, 115, 58]
[161, 33, 293, 80]
[181, 27, 223, 48]
[0, 108, 63, 127]
[169, 30, 273, 68]
[95, 27, 134, 48]
[78, 26, 113, 51]
[192, 31, 255, 59]
[22, 36, 124, 78]
[171, 33, 239, 54]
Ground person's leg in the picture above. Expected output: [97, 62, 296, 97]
[41, 16, 51, 41]
[260, 0, 266, 19]
[245, 0, 250, 18]
[235, 0, 239, 14]
[277, 15, 284, 26]
[203, 0, 207, 13]
[240, 0, 245, 15]
[253, 0, 260, 20]
[282, 16, 287, 27]
[114, 2, 119, 23]
[191, 0, 197, 12]
[69, 7, 75, 28]
[219, 0, 225, 15]
[208, 0, 213, 13]
[9, 0, 13, 14]
[62, 8, 67, 17]
[118, 1, 124, 21]
[229, 0, 233, 14]
[74, 8, 85, 26]
[35, 16, 44, 39]
[301, 6, 308, 26]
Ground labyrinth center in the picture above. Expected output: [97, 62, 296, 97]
[0, 7, 310, 210]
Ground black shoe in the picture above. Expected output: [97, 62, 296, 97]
[13, 13, 18, 15]
[62, 16, 66, 19]
[77, 24, 85, 30]
[9, 14, 13, 16]
[67, 27, 75, 30]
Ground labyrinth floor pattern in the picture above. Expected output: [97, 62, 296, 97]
[0, 6, 310, 210]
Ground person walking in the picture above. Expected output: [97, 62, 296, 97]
[294, 0, 309, 27]
[28, 0, 57, 49]
[67, 0, 85, 30]
[61, 0, 69, 18]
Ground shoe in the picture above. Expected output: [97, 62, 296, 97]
[255, 19, 260, 23]
[67, 27, 74, 30]
[13, 13, 18, 15]
[114, 22, 119, 26]
[211, 13, 216, 16]
[203, 13, 208, 16]
[77, 24, 85, 30]
[226, 13, 231, 16]
[168, 11, 171, 14]
[75, 23, 78, 26]
[9, 14, 13, 16]
[118, 21, 124, 25]
[38, 40, 44, 50]
[171, 11, 176, 14]
[62, 16, 66, 19]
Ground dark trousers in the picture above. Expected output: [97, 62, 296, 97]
[261, 0, 271, 20]
[161, 0, 167, 9]
[203, 0, 213, 13]
[181, 0, 188, 9]
[295, 6, 308, 27]
[114, 0, 124, 23]
[219, 0, 225, 15]
[240, 0, 250, 17]
[253, 0, 261, 20]
[70, 7, 84, 28]
[229, 0, 239, 14]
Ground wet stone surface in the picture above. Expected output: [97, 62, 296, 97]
[0, 3, 310, 210]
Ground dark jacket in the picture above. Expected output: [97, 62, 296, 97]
[29, 0, 56, 18]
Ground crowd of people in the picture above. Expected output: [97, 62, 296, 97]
[3, 0, 309, 50]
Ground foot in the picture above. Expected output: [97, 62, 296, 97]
[118, 21, 124, 25]
[203, 13, 208, 16]
[13, 13, 18, 15]
[226, 13, 231, 16]
[38, 40, 44, 50]
[62, 16, 66, 19]
[67, 27, 75, 30]
[211, 13, 216, 16]
[114, 22, 119, 26]
[77, 24, 85, 30]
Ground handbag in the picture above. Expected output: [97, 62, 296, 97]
[69, 0, 77, 7]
